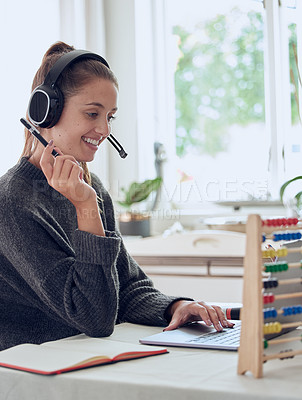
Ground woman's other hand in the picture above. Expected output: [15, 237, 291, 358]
[164, 300, 235, 332]
[40, 140, 105, 236]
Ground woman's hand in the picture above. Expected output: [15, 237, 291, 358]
[40, 140, 105, 236]
[164, 300, 235, 332]
[40, 140, 96, 208]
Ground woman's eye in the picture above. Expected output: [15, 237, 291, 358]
[108, 115, 116, 123]
[87, 112, 98, 118]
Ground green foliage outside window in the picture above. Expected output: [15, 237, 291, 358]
[174, 9, 265, 158]
[174, 10, 299, 159]
[288, 23, 300, 126]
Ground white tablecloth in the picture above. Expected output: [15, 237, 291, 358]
[1, 323, 302, 400]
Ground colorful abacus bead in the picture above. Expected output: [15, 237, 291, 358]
[262, 249, 276, 259]
[262, 218, 299, 227]
[262, 248, 289, 258]
[288, 217, 299, 226]
[272, 233, 281, 242]
[263, 307, 278, 319]
[263, 293, 275, 304]
[273, 232, 302, 241]
[277, 248, 288, 258]
[279, 349, 295, 360]
[294, 305, 302, 314]
[263, 322, 282, 335]
[263, 339, 268, 349]
[281, 305, 302, 316]
[263, 262, 288, 273]
[263, 278, 278, 289]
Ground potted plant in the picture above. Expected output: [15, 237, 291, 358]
[280, 176, 302, 216]
[117, 177, 163, 237]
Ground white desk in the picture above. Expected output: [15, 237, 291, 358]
[1, 323, 302, 400]
[125, 230, 246, 302]
[125, 230, 246, 278]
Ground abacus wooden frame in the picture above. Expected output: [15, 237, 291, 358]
[237, 214, 302, 378]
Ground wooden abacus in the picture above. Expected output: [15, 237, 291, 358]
[237, 214, 302, 378]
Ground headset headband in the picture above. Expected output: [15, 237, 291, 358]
[44, 50, 110, 86]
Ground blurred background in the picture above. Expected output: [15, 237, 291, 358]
[2, 0, 302, 302]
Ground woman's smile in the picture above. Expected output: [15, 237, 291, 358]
[81, 136, 102, 148]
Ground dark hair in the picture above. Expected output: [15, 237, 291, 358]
[21, 41, 118, 185]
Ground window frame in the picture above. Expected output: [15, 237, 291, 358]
[133, 0, 302, 210]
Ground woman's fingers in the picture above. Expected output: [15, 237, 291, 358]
[67, 163, 90, 203]
[212, 305, 235, 328]
[202, 305, 224, 331]
[190, 302, 227, 331]
[52, 154, 79, 182]
[40, 140, 56, 181]
[52, 157, 74, 182]
[39, 140, 86, 201]
[40, 140, 67, 181]
[164, 300, 235, 331]
[40, 140, 80, 182]
[54, 146, 64, 156]
[51, 159, 87, 201]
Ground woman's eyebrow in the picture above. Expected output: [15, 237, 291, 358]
[85, 102, 104, 108]
[85, 102, 118, 112]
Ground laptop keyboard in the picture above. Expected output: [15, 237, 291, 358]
[185, 322, 241, 347]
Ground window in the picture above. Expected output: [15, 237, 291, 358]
[0, 0, 60, 177]
[134, 0, 302, 210]
[170, 0, 267, 205]
[283, 3, 302, 185]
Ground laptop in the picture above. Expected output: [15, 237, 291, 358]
[140, 320, 241, 351]
[140, 237, 302, 351]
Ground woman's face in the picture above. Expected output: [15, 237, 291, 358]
[44, 78, 118, 162]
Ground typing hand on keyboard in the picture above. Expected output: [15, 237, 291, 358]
[164, 300, 235, 332]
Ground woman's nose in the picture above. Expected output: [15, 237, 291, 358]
[95, 120, 111, 137]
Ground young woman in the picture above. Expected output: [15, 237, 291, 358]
[0, 42, 233, 350]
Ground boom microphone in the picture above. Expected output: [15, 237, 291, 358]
[107, 134, 128, 158]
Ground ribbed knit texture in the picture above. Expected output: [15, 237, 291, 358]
[0, 157, 187, 350]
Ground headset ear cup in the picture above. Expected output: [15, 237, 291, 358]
[46, 86, 64, 128]
[28, 84, 64, 128]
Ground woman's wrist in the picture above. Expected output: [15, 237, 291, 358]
[166, 300, 187, 320]
[75, 199, 105, 237]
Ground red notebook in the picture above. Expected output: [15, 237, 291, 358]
[0, 336, 168, 375]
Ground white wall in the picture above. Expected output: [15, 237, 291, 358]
[150, 275, 243, 303]
[0, 0, 60, 176]
[103, 0, 139, 201]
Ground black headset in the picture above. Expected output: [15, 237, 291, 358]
[27, 50, 110, 129]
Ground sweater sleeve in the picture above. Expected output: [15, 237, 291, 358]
[0, 188, 123, 338]
[93, 176, 193, 327]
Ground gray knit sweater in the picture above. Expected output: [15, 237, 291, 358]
[0, 157, 181, 350]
